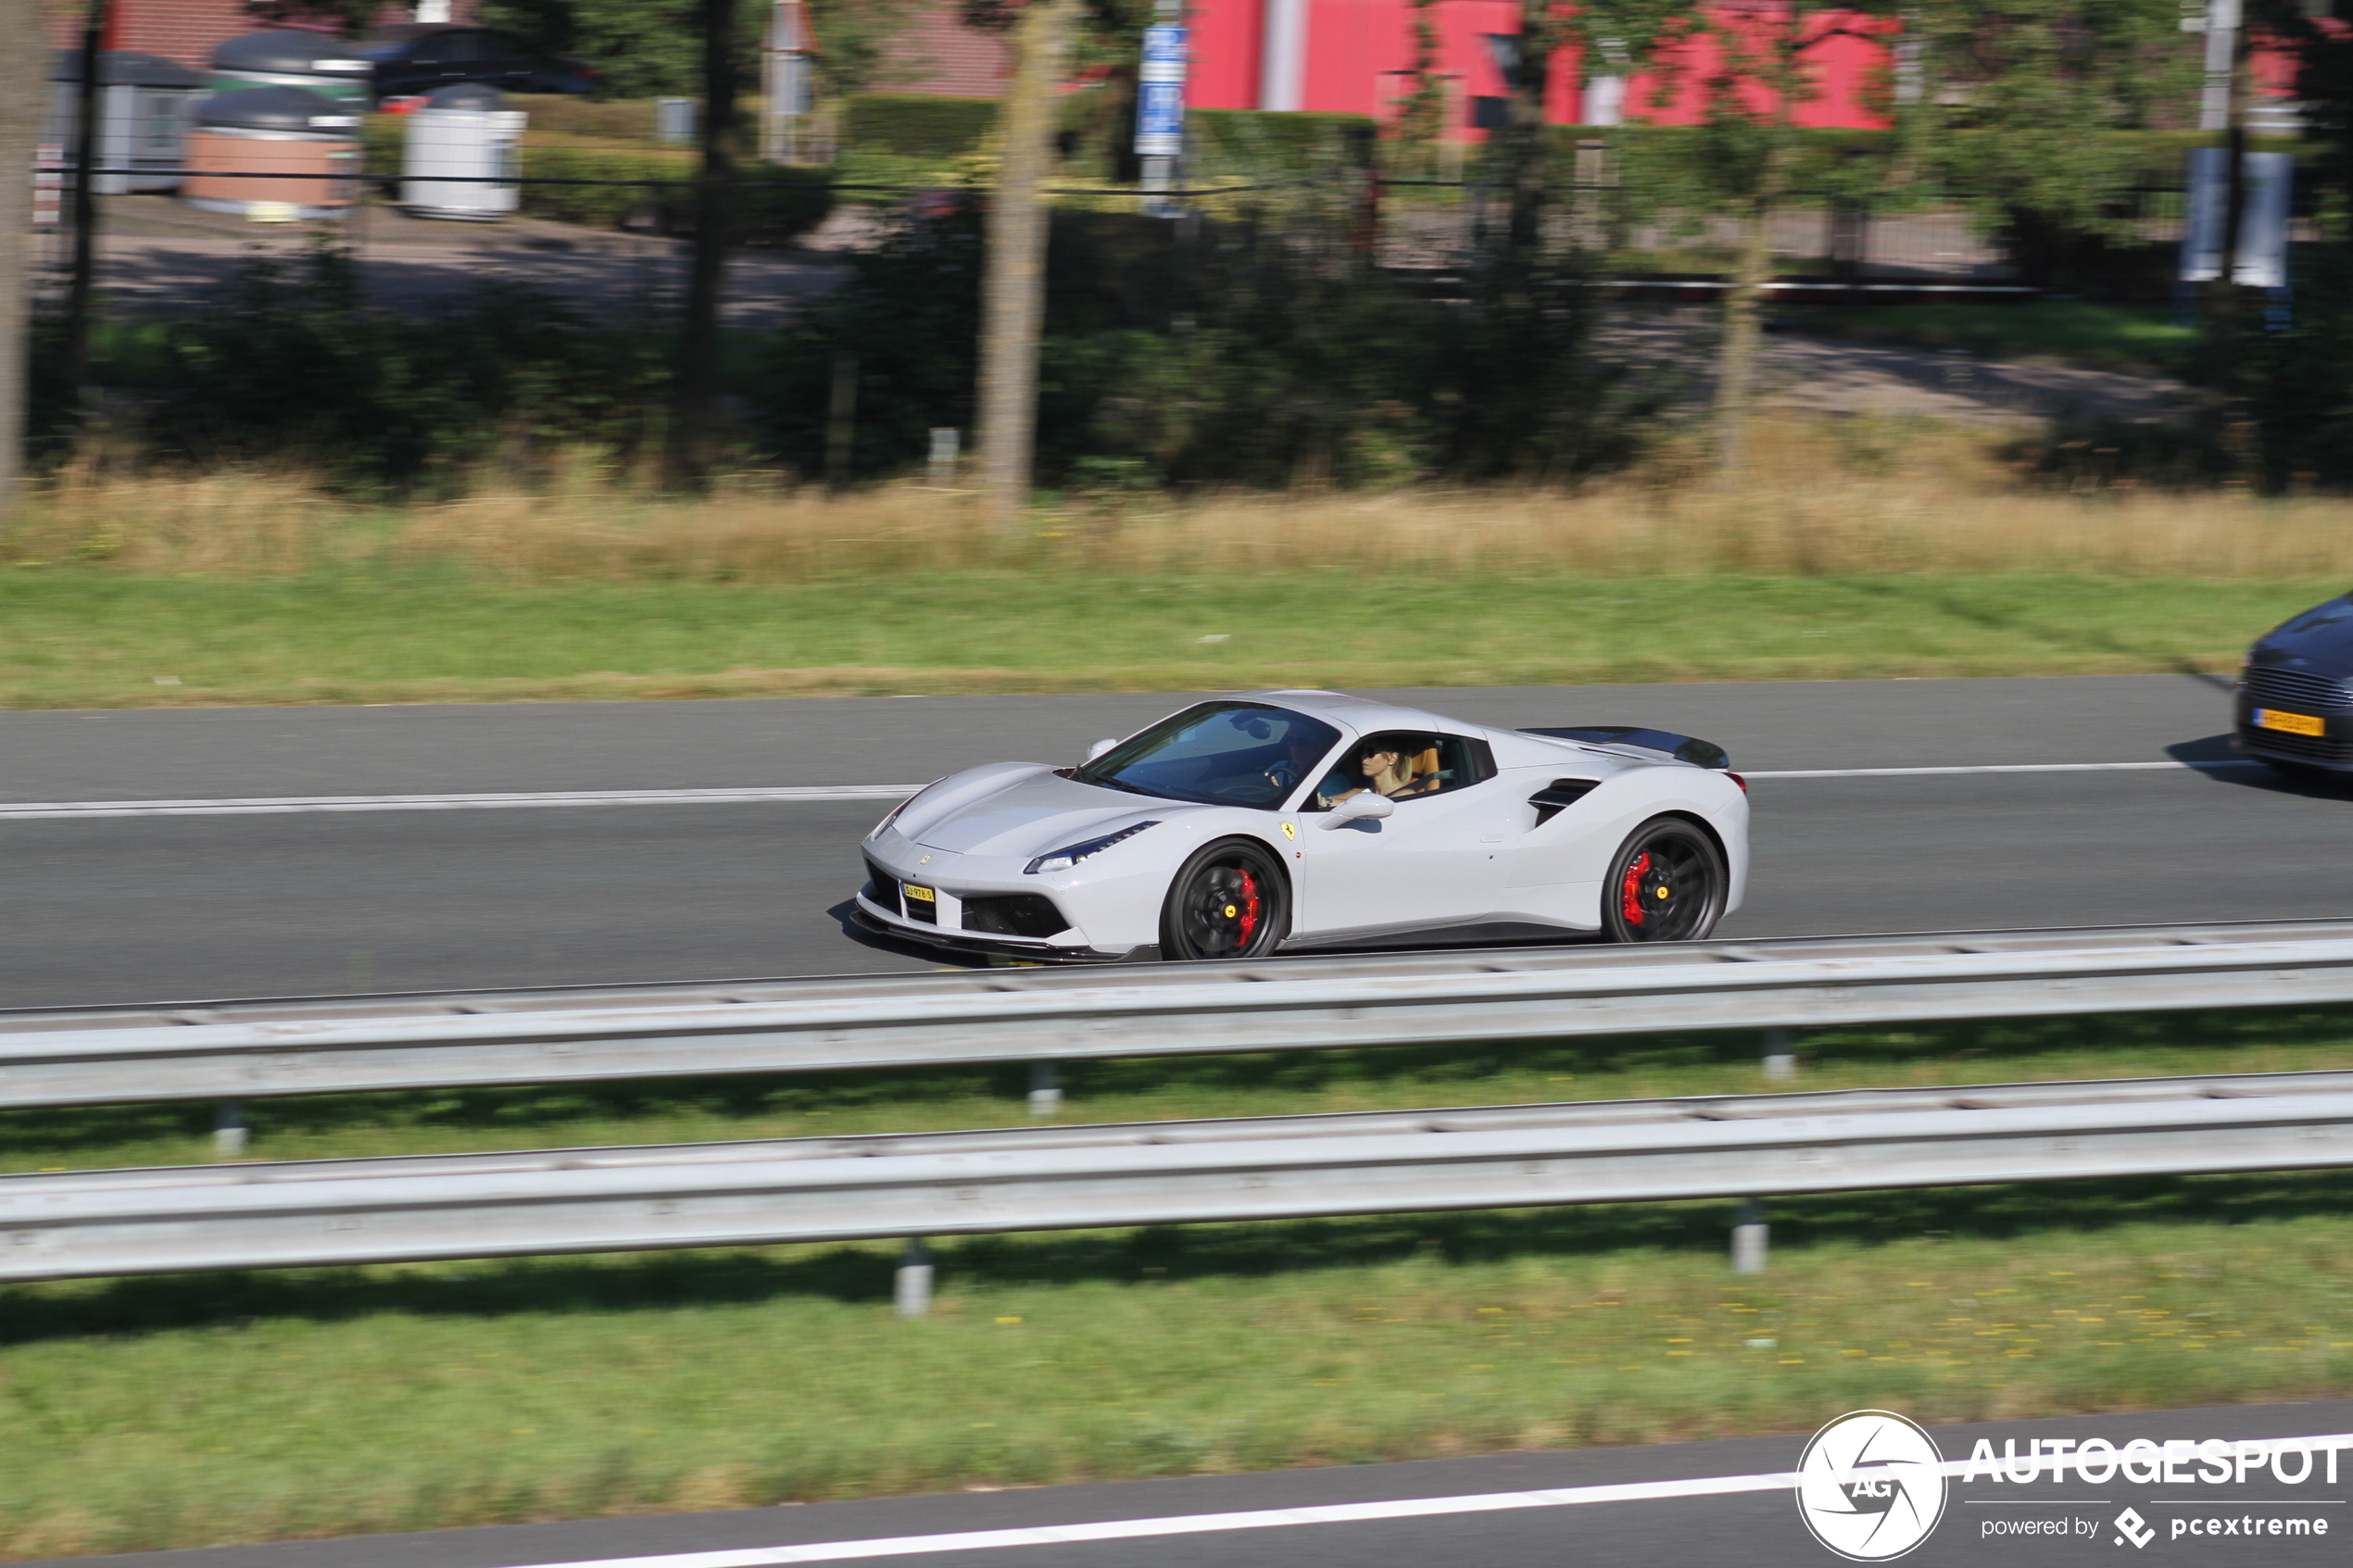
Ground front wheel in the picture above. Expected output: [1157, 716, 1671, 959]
[1601, 817, 1727, 943]
[1158, 838, 1290, 960]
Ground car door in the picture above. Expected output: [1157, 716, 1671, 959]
[1289, 732, 1519, 939]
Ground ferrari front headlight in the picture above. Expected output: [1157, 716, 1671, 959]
[1026, 821, 1160, 875]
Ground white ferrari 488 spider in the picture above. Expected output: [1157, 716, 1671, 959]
[851, 689, 1749, 963]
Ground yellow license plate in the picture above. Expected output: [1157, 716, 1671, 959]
[2257, 709, 2327, 737]
[902, 883, 936, 903]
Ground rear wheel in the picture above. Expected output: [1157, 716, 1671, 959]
[1601, 817, 1727, 944]
[1159, 838, 1290, 960]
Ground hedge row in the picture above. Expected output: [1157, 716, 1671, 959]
[843, 94, 1000, 157]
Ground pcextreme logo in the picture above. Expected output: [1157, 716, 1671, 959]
[1795, 1410, 1950, 1562]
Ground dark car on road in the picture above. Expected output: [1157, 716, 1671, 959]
[2236, 592, 2353, 781]
[358, 25, 597, 101]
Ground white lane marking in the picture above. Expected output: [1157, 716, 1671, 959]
[515, 1430, 2353, 1567]
[1747, 760, 2257, 780]
[0, 760, 2268, 820]
[0, 786, 927, 820]
[535, 1470, 1803, 1567]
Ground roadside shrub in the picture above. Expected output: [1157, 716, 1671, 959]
[516, 146, 833, 242]
[119, 243, 673, 492]
[748, 193, 1666, 488]
[844, 94, 998, 158]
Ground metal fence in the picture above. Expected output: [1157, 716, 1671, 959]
[6, 919, 2352, 1115]
[7, 1067, 2351, 1287]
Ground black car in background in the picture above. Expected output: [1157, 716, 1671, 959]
[2235, 592, 2353, 781]
[358, 25, 598, 101]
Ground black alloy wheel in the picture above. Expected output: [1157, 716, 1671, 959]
[1158, 838, 1290, 960]
[1601, 817, 1727, 944]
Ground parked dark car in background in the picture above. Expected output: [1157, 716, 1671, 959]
[358, 25, 597, 101]
[2235, 592, 2353, 783]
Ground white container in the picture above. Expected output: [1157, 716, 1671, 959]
[400, 82, 525, 221]
[46, 49, 207, 194]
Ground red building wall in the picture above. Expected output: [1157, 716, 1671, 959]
[49, 4, 477, 72]
[1187, 0, 1900, 130]
[869, 8, 1014, 96]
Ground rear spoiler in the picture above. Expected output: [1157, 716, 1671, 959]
[1519, 726, 1732, 771]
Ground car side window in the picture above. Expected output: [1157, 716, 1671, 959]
[1311, 732, 1493, 809]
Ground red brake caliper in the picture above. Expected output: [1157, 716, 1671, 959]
[1236, 869, 1261, 941]
[1619, 851, 1652, 925]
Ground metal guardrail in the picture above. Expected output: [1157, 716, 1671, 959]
[7, 1069, 2352, 1283]
[6, 921, 2353, 1112]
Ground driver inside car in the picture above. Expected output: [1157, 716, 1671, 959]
[1316, 741, 1441, 808]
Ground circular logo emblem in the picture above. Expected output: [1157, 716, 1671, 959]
[1794, 1410, 1947, 1562]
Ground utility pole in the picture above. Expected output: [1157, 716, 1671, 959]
[62, 0, 109, 436]
[0, 0, 48, 527]
[670, 0, 740, 489]
[974, 0, 1080, 532]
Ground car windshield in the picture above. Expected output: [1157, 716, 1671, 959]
[1075, 702, 1341, 809]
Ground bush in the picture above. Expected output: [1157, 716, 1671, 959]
[747, 193, 1664, 489]
[113, 243, 674, 492]
[514, 146, 833, 243]
[844, 94, 999, 158]
[2250, 245, 2353, 489]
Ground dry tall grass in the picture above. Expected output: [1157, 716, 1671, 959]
[14, 421, 2353, 583]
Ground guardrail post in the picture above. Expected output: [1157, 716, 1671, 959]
[212, 1100, 248, 1158]
[1028, 1061, 1062, 1118]
[1762, 1028, 1796, 1081]
[1731, 1197, 1768, 1273]
[895, 1236, 934, 1317]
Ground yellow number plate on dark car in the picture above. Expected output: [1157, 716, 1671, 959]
[902, 883, 937, 903]
[2257, 709, 2327, 737]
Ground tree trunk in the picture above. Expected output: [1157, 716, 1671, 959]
[975, 0, 1080, 532]
[0, 0, 49, 526]
[62, 0, 108, 439]
[1715, 169, 1781, 483]
[669, 0, 739, 490]
[1500, 0, 1554, 259]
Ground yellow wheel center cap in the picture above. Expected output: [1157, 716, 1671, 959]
[1224, 904, 1239, 918]
[1655, 885, 1671, 898]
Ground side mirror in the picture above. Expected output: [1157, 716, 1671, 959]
[1320, 791, 1394, 828]
[1085, 737, 1118, 762]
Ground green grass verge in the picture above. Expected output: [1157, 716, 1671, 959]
[1774, 302, 2202, 376]
[0, 571, 2317, 709]
[6, 1011, 2353, 1556]
[6, 1191, 2352, 1557]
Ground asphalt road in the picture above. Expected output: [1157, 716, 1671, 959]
[2, 673, 2342, 1008]
[42, 1400, 2353, 1568]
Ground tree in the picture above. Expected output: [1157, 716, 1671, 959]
[0, 0, 45, 525]
[1573, 0, 1899, 476]
[975, 0, 1083, 527]
[669, 0, 740, 488]
[473, 0, 915, 101]
[1906, 0, 2202, 289]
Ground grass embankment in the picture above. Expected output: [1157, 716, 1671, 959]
[6, 425, 2350, 708]
[0, 570, 2316, 709]
[7, 1011, 2353, 1556]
